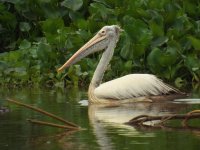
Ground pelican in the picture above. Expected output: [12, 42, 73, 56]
[58, 25, 183, 104]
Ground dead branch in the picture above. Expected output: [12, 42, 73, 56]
[127, 110, 200, 127]
[182, 110, 200, 126]
[7, 98, 80, 130]
[133, 123, 200, 137]
[27, 119, 79, 130]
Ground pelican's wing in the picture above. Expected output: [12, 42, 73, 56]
[94, 74, 179, 100]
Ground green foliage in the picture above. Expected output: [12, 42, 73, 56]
[0, 0, 200, 87]
[61, 0, 83, 11]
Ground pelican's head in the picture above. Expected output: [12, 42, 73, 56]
[57, 25, 123, 72]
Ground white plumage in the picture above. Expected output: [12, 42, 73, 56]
[94, 74, 176, 100]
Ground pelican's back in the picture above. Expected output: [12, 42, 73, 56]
[94, 74, 179, 100]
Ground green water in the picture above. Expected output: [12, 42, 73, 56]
[0, 87, 200, 150]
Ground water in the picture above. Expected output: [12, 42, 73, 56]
[0, 87, 200, 150]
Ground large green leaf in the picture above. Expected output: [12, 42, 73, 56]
[147, 46, 178, 73]
[19, 40, 31, 49]
[41, 18, 64, 35]
[61, 0, 83, 11]
[123, 16, 152, 46]
[37, 42, 52, 62]
[147, 48, 162, 70]
[89, 2, 114, 20]
[120, 33, 131, 59]
[158, 47, 178, 66]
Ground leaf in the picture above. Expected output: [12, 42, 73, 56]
[120, 34, 131, 59]
[151, 36, 168, 47]
[123, 16, 149, 41]
[183, 1, 198, 16]
[37, 42, 52, 61]
[175, 77, 185, 88]
[19, 40, 31, 49]
[69, 11, 83, 21]
[61, 0, 83, 11]
[149, 20, 164, 37]
[19, 22, 31, 32]
[41, 18, 64, 34]
[0, 61, 8, 70]
[147, 46, 178, 78]
[133, 44, 146, 58]
[0, 4, 17, 29]
[158, 47, 178, 66]
[147, 48, 162, 69]
[65, 38, 73, 49]
[164, 3, 179, 24]
[89, 2, 114, 20]
[188, 36, 200, 50]
[124, 60, 132, 71]
[185, 55, 200, 72]
[14, 67, 27, 77]
[75, 19, 88, 30]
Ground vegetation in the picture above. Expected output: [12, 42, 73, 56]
[0, 0, 200, 88]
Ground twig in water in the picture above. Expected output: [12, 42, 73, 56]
[182, 110, 200, 126]
[7, 98, 80, 130]
[127, 110, 200, 127]
[27, 119, 78, 130]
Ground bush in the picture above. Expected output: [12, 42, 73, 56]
[0, 0, 199, 87]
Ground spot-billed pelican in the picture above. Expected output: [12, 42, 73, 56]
[58, 25, 183, 104]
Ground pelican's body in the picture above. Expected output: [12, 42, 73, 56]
[58, 25, 181, 104]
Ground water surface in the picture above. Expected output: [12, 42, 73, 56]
[0, 87, 200, 150]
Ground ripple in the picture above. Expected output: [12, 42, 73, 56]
[173, 99, 200, 104]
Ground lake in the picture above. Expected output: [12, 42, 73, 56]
[0, 87, 200, 150]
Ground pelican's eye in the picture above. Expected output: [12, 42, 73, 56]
[99, 30, 106, 36]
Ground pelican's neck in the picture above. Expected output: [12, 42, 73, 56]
[90, 41, 116, 89]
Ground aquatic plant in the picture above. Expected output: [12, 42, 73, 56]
[0, 0, 199, 87]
